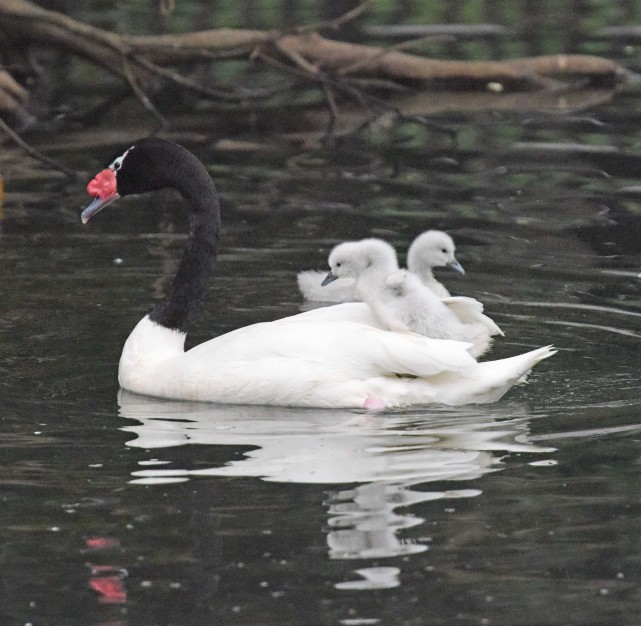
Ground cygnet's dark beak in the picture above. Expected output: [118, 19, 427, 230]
[446, 259, 465, 275]
[321, 270, 339, 286]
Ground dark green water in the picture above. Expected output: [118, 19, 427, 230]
[3, 94, 641, 624]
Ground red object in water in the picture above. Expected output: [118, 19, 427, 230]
[89, 575, 127, 604]
[87, 168, 117, 200]
[86, 537, 120, 550]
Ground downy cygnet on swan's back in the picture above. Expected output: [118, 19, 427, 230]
[298, 230, 464, 302]
[80, 139, 553, 409]
[406, 230, 464, 298]
[323, 238, 501, 358]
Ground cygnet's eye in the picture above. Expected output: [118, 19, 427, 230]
[336, 262, 342, 267]
[441, 248, 447, 253]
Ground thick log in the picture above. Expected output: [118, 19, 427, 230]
[276, 32, 633, 88]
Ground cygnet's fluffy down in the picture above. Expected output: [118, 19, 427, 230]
[324, 238, 502, 358]
[406, 230, 464, 298]
[298, 230, 464, 302]
[297, 270, 359, 302]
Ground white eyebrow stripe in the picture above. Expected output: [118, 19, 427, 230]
[109, 146, 134, 170]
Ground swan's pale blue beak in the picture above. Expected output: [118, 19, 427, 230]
[446, 259, 465, 275]
[321, 270, 339, 286]
[81, 192, 120, 224]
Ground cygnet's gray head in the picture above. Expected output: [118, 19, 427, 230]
[407, 230, 465, 274]
[322, 238, 399, 286]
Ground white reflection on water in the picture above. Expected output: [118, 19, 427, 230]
[335, 566, 401, 591]
[119, 391, 555, 571]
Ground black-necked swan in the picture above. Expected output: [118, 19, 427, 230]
[323, 238, 503, 357]
[297, 229, 464, 302]
[81, 138, 554, 409]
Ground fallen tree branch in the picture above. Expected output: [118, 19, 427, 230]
[254, 46, 457, 145]
[0, 0, 637, 126]
[1, 0, 635, 88]
[275, 32, 633, 89]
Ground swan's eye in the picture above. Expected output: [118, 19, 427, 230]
[336, 262, 342, 267]
[109, 147, 133, 173]
[441, 248, 447, 253]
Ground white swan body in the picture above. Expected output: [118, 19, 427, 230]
[297, 230, 463, 302]
[81, 139, 554, 409]
[326, 239, 502, 357]
[119, 306, 553, 408]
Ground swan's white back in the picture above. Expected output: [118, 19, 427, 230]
[118, 305, 554, 408]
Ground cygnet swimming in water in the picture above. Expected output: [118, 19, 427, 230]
[298, 230, 464, 302]
[323, 238, 502, 358]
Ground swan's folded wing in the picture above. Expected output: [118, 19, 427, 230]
[297, 270, 359, 302]
[358, 325, 476, 377]
[269, 319, 477, 378]
[441, 296, 504, 336]
[184, 316, 476, 379]
[286, 303, 477, 374]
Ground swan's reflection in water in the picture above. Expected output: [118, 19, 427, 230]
[119, 391, 555, 588]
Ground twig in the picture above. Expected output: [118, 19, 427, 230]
[254, 47, 457, 143]
[398, 113, 458, 141]
[122, 55, 167, 131]
[0, 117, 77, 179]
[289, 0, 373, 35]
[274, 38, 320, 75]
[254, 47, 387, 133]
[321, 82, 339, 144]
[133, 53, 294, 102]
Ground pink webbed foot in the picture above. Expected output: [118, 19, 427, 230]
[363, 396, 386, 411]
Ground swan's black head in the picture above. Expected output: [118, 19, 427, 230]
[81, 138, 221, 332]
[82, 138, 216, 223]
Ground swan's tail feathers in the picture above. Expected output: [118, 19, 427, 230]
[477, 344, 556, 393]
[512, 345, 557, 384]
[297, 270, 358, 303]
[432, 344, 556, 405]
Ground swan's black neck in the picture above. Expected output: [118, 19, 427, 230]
[144, 147, 221, 333]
